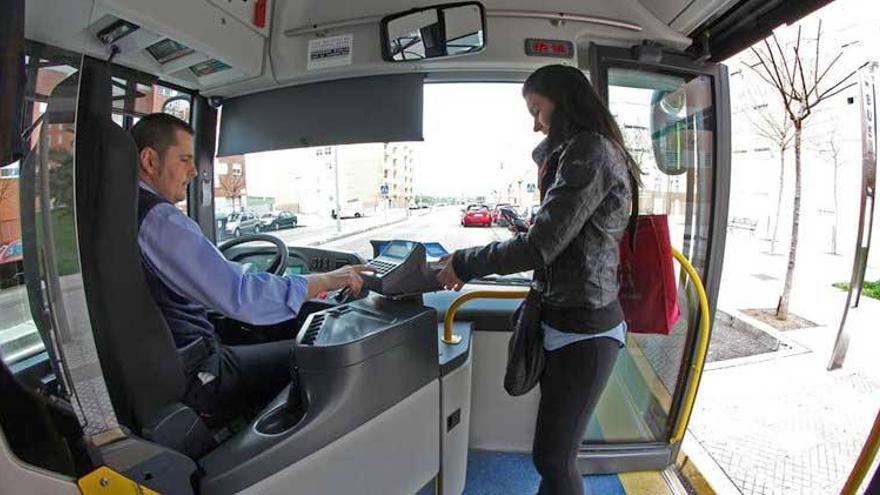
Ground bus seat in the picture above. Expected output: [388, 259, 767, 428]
[72, 57, 213, 459]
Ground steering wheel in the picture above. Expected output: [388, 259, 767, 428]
[218, 234, 289, 276]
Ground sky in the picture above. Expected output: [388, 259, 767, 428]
[416, 83, 541, 197]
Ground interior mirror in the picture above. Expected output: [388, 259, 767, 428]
[381, 2, 486, 62]
[650, 88, 691, 176]
[162, 94, 191, 123]
[649, 76, 713, 176]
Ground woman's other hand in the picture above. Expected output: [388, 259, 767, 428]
[436, 254, 465, 291]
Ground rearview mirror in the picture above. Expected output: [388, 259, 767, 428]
[650, 89, 690, 176]
[162, 94, 191, 123]
[380, 2, 486, 62]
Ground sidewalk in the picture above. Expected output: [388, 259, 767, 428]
[686, 231, 880, 494]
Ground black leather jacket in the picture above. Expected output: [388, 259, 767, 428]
[452, 131, 633, 333]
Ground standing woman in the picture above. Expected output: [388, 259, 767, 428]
[437, 64, 639, 495]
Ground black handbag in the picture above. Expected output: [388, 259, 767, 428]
[504, 288, 545, 396]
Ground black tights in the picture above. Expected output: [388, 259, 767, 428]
[532, 337, 620, 495]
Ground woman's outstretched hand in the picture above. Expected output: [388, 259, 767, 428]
[436, 254, 465, 291]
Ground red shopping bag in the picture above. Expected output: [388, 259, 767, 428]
[618, 214, 680, 335]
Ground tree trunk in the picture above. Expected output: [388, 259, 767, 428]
[832, 162, 839, 255]
[771, 146, 785, 254]
[777, 124, 802, 320]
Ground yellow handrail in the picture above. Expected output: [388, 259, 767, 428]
[442, 290, 529, 344]
[440, 248, 711, 447]
[840, 409, 880, 495]
[669, 247, 711, 444]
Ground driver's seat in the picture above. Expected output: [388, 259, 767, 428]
[73, 57, 214, 458]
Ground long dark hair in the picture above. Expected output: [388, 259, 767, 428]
[523, 65, 641, 196]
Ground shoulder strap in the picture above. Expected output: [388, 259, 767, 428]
[626, 165, 639, 251]
[627, 175, 638, 250]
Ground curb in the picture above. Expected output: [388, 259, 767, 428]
[679, 432, 742, 495]
[306, 210, 431, 247]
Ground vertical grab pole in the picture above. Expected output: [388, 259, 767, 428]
[828, 62, 877, 371]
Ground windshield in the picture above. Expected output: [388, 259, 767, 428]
[214, 83, 543, 282]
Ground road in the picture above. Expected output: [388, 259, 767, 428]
[220, 209, 411, 246]
[318, 206, 511, 259]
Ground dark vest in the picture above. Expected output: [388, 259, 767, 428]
[137, 187, 217, 349]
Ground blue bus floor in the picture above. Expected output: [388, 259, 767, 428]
[463, 449, 626, 495]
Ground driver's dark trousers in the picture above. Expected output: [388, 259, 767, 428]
[182, 339, 294, 427]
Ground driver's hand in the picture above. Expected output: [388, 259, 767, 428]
[436, 254, 465, 291]
[327, 265, 371, 295]
[305, 264, 372, 299]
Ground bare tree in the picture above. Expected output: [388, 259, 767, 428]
[821, 130, 843, 255]
[741, 86, 794, 253]
[219, 173, 245, 211]
[748, 20, 861, 320]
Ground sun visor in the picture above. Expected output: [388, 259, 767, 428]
[217, 74, 424, 157]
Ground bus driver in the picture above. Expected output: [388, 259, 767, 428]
[133, 113, 367, 425]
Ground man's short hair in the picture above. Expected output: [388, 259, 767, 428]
[131, 113, 194, 157]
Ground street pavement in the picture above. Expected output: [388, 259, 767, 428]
[251, 206, 507, 258]
[320, 206, 509, 259]
[686, 230, 880, 495]
[256, 208, 411, 247]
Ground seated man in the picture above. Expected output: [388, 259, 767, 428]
[132, 113, 365, 425]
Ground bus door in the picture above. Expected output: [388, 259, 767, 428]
[569, 43, 730, 473]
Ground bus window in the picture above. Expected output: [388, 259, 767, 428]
[0, 159, 32, 364]
[0, 49, 79, 367]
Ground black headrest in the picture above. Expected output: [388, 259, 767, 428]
[73, 57, 186, 430]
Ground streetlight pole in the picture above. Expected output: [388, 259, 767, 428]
[333, 148, 342, 233]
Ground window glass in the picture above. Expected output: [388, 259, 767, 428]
[213, 84, 540, 283]
[1, 53, 80, 364]
[582, 68, 716, 444]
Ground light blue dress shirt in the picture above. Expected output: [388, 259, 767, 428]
[137, 184, 309, 326]
[542, 320, 627, 351]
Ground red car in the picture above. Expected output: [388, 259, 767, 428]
[461, 205, 492, 227]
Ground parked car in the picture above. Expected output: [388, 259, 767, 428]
[461, 204, 492, 227]
[331, 198, 364, 219]
[224, 211, 261, 237]
[260, 211, 298, 231]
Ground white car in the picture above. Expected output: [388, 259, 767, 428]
[331, 199, 364, 219]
